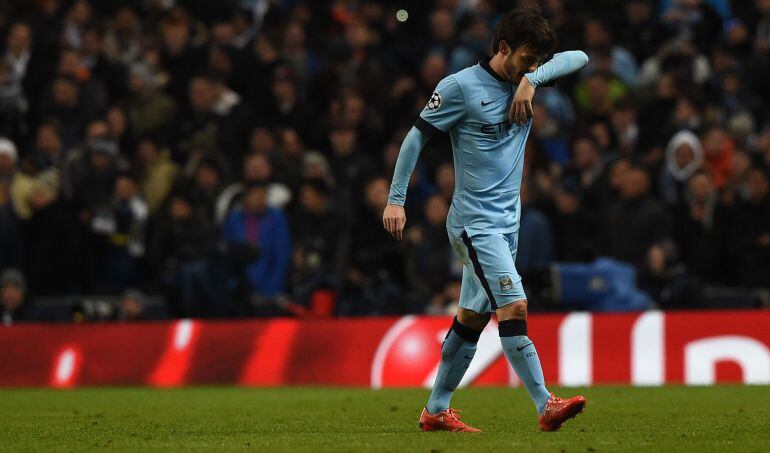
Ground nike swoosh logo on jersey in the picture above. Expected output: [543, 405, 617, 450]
[480, 100, 495, 106]
[516, 343, 533, 351]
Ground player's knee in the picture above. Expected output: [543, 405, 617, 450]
[496, 300, 527, 321]
[456, 307, 491, 331]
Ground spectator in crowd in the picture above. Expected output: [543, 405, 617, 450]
[638, 239, 702, 309]
[185, 156, 227, 219]
[117, 288, 145, 321]
[268, 67, 312, 138]
[1, 268, 29, 325]
[583, 18, 639, 85]
[221, 182, 291, 312]
[673, 171, 723, 282]
[618, 0, 659, 64]
[0, 137, 21, 194]
[606, 166, 671, 267]
[99, 173, 147, 292]
[289, 178, 344, 309]
[216, 152, 291, 226]
[174, 74, 222, 162]
[563, 135, 612, 215]
[404, 194, 454, 313]
[660, 130, 704, 204]
[0, 154, 23, 269]
[327, 126, 372, 205]
[551, 179, 596, 263]
[210, 74, 254, 170]
[342, 176, 403, 315]
[727, 166, 770, 287]
[21, 175, 78, 295]
[136, 137, 179, 214]
[272, 128, 305, 189]
[38, 76, 89, 149]
[517, 181, 554, 274]
[30, 122, 65, 172]
[701, 126, 735, 189]
[127, 62, 178, 142]
[149, 192, 218, 317]
[66, 134, 125, 216]
[0, 22, 33, 142]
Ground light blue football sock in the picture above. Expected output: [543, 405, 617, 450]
[499, 319, 551, 413]
[425, 317, 481, 414]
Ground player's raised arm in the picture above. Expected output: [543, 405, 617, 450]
[526, 50, 589, 88]
[384, 76, 466, 240]
[511, 51, 589, 126]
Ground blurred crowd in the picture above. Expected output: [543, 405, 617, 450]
[1, 0, 770, 323]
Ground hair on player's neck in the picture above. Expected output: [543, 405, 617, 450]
[489, 48, 512, 82]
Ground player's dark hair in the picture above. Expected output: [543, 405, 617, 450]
[492, 9, 556, 58]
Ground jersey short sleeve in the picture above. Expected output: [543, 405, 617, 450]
[417, 76, 466, 134]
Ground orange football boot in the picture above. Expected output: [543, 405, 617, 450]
[538, 393, 586, 431]
[418, 407, 482, 433]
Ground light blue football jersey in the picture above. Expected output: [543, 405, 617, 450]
[388, 52, 588, 238]
[418, 58, 529, 237]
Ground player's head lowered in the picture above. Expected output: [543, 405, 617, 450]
[492, 8, 556, 84]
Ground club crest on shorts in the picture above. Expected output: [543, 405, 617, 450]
[499, 275, 513, 291]
[427, 92, 442, 110]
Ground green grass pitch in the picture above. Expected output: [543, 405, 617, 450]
[1, 386, 768, 452]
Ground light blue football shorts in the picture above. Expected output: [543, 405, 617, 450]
[448, 226, 527, 314]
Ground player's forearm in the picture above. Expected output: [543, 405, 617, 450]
[525, 51, 589, 88]
[387, 126, 429, 206]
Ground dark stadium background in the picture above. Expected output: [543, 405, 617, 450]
[0, 3, 768, 451]
[0, 0, 768, 321]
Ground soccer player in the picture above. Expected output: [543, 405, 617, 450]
[383, 9, 589, 433]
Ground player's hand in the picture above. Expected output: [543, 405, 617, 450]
[382, 204, 406, 240]
[510, 75, 535, 126]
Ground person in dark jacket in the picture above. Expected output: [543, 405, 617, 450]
[289, 178, 345, 308]
[727, 166, 770, 287]
[341, 177, 403, 315]
[606, 165, 671, 267]
[21, 179, 79, 296]
[403, 193, 455, 314]
[672, 170, 724, 281]
[149, 191, 218, 317]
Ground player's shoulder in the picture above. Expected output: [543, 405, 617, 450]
[436, 64, 482, 101]
[446, 64, 483, 88]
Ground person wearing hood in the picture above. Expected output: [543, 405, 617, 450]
[659, 129, 704, 204]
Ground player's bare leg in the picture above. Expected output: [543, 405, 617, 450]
[457, 307, 491, 331]
[497, 300, 586, 431]
[419, 308, 489, 433]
